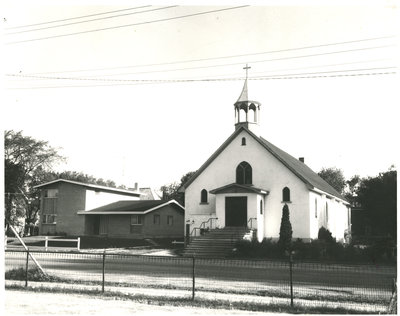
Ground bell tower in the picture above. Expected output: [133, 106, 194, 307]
[234, 65, 261, 135]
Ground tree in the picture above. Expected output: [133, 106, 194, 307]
[278, 204, 293, 251]
[160, 171, 196, 205]
[343, 174, 362, 206]
[4, 130, 64, 234]
[318, 167, 347, 194]
[355, 167, 397, 239]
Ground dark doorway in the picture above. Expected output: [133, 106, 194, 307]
[225, 196, 247, 227]
[93, 216, 100, 235]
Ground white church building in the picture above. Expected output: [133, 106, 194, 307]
[180, 77, 351, 243]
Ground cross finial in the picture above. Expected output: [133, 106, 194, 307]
[243, 64, 251, 80]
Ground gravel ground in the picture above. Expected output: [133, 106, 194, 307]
[4, 289, 270, 316]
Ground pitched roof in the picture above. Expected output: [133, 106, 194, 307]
[34, 179, 141, 197]
[181, 126, 347, 202]
[235, 79, 261, 105]
[77, 199, 184, 215]
[209, 183, 269, 195]
[258, 136, 346, 201]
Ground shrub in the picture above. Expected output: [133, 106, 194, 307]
[318, 227, 335, 243]
[278, 204, 292, 251]
[5, 267, 60, 282]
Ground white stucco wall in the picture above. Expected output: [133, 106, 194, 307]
[309, 190, 350, 241]
[185, 129, 312, 239]
[85, 190, 140, 210]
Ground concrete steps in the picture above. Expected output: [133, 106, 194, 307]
[183, 227, 250, 258]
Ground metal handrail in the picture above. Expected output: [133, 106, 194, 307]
[190, 217, 218, 237]
[247, 217, 257, 229]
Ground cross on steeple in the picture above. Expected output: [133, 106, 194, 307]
[243, 64, 251, 80]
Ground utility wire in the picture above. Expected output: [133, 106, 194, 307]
[7, 67, 397, 84]
[74, 45, 395, 78]
[6, 6, 249, 45]
[6, 6, 178, 35]
[19, 35, 396, 75]
[6, 71, 396, 90]
[8, 45, 393, 79]
[5, 6, 152, 30]
[11, 58, 392, 83]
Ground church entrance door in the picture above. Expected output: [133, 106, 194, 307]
[225, 197, 247, 227]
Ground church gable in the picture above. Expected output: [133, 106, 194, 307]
[184, 127, 307, 197]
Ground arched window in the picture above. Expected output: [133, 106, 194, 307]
[282, 187, 290, 202]
[200, 189, 208, 203]
[236, 161, 252, 185]
[241, 137, 246, 146]
[260, 200, 263, 215]
[315, 198, 318, 218]
[325, 201, 329, 222]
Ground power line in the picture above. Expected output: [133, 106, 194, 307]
[12, 58, 392, 83]
[7, 66, 395, 82]
[6, 69, 397, 90]
[19, 36, 396, 75]
[5, 6, 152, 30]
[8, 45, 393, 80]
[6, 6, 249, 45]
[81, 45, 395, 77]
[6, 6, 178, 35]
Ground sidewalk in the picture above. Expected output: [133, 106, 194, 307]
[4, 289, 269, 316]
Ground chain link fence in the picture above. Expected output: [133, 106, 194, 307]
[4, 249, 396, 313]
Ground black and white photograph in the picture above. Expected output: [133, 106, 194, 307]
[2, 1, 398, 315]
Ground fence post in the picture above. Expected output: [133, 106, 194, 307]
[45, 236, 48, 251]
[192, 256, 195, 300]
[102, 251, 106, 293]
[289, 253, 294, 308]
[25, 250, 30, 287]
[77, 237, 81, 251]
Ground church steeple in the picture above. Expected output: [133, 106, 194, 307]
[234, 65, 261, 135]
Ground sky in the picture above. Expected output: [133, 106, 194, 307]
[2, 1, 399, 190]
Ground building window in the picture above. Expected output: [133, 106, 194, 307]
[315, 198, 318, 218]
[130, 215, 143, 225]
[326, 201, 329, 222]
[167, 215, 173, 226]
[282, 187, 290, 202]
[130, 215, 143, 233]
[42, 214, 57, 224]
[200, 189, 208, 203]
[260, 200, 263, 215]
[236, 161, 252, 185]
[241, 137, 246, 146]
[153, 214, 160, 225]
[45, 189, 58, 198]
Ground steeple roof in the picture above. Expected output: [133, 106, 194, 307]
[234, 78, 260, 106]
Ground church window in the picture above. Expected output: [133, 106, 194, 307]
[236, 161, 252, 185]
[260, 200, 263, 215]
[315, 198, 318, 218]
[326, 201, 329, 222]
[241, 137, 246, 146]
[282, 187, 290, 202]
[200, 189, 208, 203]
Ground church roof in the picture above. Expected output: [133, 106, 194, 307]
[180, 126, 347, 203]
[235, 79, 261, 105]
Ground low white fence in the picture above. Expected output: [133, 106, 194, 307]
[5, 236, 81, 251]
